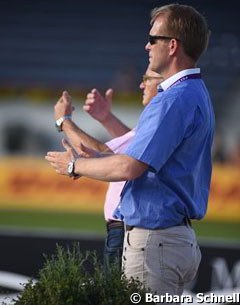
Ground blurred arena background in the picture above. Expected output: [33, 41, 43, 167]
[0, 0, 239, 303]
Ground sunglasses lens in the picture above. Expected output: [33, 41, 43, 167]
[149, 36, 155, 45]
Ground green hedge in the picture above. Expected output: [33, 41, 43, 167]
[12, 244, 152, 305]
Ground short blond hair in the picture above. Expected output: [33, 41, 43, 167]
[151, 4, 210, 62]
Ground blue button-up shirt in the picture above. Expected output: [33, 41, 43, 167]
[114, 68, 215, 229]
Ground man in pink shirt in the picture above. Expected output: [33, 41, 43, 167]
[53, 67, 162, 271]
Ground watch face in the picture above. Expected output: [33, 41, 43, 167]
[55, 115, 71, 132]
[55, 117, 64, 132]
[56, 117, 64, 127]
[67, 161, 74, 175]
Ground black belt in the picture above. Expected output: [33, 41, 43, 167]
[106, 220, 124, 230]
[125, 217, 192, 231]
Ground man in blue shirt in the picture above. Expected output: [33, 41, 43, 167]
[46, 3, 215, 301]
[114, 66, 214, 228]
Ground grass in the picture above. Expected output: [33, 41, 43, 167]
[0, 209, 106, 234]
[192, 220, 240, 241]
[0, 209, 239, 241]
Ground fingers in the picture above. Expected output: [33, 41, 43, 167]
[56, 96, 64, 104]
[83, 104, 91, 112]
[63, 90, 70, 97]
[78, 143, 100, 158]
[78, 143, 90, 157]
[91, 88, 99, 95]
[79, 143, 91, 154]
[84, 98, 95, 106]
[55, 91, 71, 107]
[62, 139, 80, 160]
[45, 158, 57, 171]
[74, 143, 88, 157]
[45, 151, 58, 158]
[86, 88, 100, 101]
[74, 143, 91, 158]
[84, 90, 100, 113]
[45, 153, 67, 175]
[54, 90, 74, 120]
[62, 138, 72, 151]
[105, 88, 113, 103]
[45, 153, 57, 162]
[45, 151, 67, 163]
[84, 88, 111, 119]
[62, 91, 71, 103]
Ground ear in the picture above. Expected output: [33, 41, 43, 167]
[169, 38, 179, 56]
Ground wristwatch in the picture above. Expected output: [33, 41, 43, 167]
[67, 158, 78, 177]
[55, 115, 72, 132]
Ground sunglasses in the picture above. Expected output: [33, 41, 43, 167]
[148, 34, 180, 45]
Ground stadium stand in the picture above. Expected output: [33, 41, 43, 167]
[0, 1, 239, 95]
[0, 0, 239, 152]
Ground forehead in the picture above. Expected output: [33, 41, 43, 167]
[150, 15, 168, 35]
[145, 69, 161, 78]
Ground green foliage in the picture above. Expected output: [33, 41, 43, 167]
[13, 244, 151, 305]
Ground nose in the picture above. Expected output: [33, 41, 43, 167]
[139, 81, 145, 90]
[145, 42, 151, 51]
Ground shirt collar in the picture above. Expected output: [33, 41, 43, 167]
[159, 68, 201, 91]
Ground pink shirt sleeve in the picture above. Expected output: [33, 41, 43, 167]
[104, 129, 135, 221]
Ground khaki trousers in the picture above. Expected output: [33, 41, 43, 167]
[122, 225, 201, 305]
